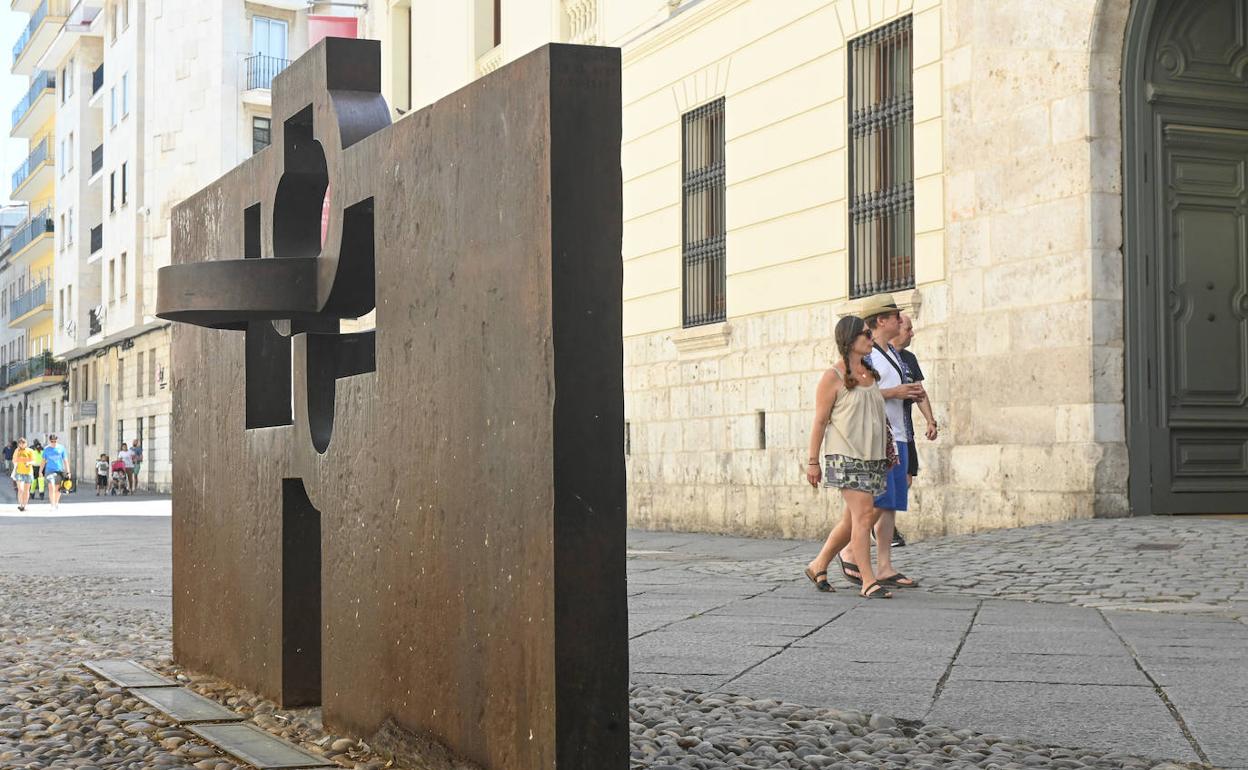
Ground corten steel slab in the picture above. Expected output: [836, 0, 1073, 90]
[159, 39, 627, 770]
[129, 686, 246, 724]
[82, 659, 177, 688]
[188, 723, 335, 769]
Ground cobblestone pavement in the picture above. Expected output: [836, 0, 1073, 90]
[670, 517, 1248, 618]
[1, 503, 1242, 769]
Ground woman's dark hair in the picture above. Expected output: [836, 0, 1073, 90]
[834, 315, 879, 390]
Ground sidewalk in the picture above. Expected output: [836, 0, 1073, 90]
[0, 476, 171, 518]
[0, 510, 1243, 768]
[628, 517, 1248, 768]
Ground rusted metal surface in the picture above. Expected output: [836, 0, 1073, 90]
[160, 39, 626, 769]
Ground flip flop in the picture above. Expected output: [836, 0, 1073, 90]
[838, 555, 863, 586]
[804, 567, 834, 592]
[860, 581, 892, 599]
[877, 572, 919, 588]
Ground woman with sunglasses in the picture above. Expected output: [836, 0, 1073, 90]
[802, 315, 894, 599]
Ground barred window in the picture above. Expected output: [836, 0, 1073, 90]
[681, 97, 726, 328]
[849, 16, 914, 298]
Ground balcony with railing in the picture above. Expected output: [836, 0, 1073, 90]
[8, 207, 53, 259]
[245, 54, 290, 91]
[12, 0, 70, 75]
[11, 69, 55, 136]
[11, 135, 50, 197]
[3, 351, 67, 391]
[10, 279, 50, 323]
[89, 223, 102, 254]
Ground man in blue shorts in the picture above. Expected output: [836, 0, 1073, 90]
[857, 295, 923, 589]
[40, 434, 69, 511]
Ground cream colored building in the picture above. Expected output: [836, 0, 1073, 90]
[295, 1, 1248, 534]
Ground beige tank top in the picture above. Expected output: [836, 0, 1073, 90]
[824, 367, 887, 461]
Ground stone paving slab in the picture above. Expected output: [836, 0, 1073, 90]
[188, 723, 336, 769]
[129, 685, 247, 724]
[926, 679, 1200, 763]
[82, 659, 178, 688]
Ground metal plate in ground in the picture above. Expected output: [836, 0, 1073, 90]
[130, 686, 244, 724]
[189, 723, 335, 769]
[83, 660, 177, 688]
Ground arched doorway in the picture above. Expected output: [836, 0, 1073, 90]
[1124, 0, 1248, 514]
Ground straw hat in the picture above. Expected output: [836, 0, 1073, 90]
[856, 292, 905, 320]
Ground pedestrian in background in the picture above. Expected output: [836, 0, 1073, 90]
[837, 295, 924, 590]
[804, 315, 895, 599]
[95, 453, 110, 496]
[12, 438, 34, 512]
[119, 443, 136, 493]
[131, 438, 143, 492]
[896, 314, 938, 491]
[41, 434, 68, 511]
[30, 439, 45, 500]
[3, 439, 12, 477]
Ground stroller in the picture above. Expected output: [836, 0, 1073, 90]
[109, 459, 130, 495]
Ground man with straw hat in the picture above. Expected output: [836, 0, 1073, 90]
[836, 293, 926, 590]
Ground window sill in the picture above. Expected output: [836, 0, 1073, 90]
[671, 321, 732, 355]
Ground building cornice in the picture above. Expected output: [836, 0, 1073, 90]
[621, 0, 752, 65]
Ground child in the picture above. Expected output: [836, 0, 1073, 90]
[96, 454, 109, 496]
[109, 457, 128, 495]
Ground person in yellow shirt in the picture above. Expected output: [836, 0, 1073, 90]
[12, 437, 35, 512]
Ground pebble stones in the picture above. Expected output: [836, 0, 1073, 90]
[626, 685, 1205, 770]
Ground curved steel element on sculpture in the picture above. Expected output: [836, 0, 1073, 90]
[156, 39, 390, 329]
[156, 38, 390, 452]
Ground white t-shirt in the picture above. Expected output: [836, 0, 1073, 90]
[119, 449, 135, 468]
[868, 345, 910, 442]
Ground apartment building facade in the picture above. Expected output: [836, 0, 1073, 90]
[359, 0, 1246, 538]
[27, 0, 343, 488]
[0, 203, 30, 441]
[4, 0, 68, 448]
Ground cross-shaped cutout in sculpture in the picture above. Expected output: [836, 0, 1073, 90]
[159, 43, 386, 452]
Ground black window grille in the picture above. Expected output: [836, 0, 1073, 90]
[681, 97, 726, 328]
[848, 16, 914, 298]
[253, 117, 272, 155]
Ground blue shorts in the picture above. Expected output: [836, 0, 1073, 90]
[14, 473, 32, 484]
[873, 442, 909, 512]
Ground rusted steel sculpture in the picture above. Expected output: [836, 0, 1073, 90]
[157, 38, 627, 769]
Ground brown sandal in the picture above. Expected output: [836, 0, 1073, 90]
[860, 581, 892, 599]
[877, 572, 919, 588]
[804, 567, 835, 592]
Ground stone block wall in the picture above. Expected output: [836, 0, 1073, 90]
[625, 308, 845, 539]
[622, 0, 1136, 540]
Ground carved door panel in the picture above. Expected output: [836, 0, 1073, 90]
[1152, 126, 1248, 512]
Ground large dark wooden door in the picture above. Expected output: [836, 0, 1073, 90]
[1126, 0, 1248, 514]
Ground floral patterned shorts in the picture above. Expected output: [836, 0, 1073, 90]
[823, 454, 889, 495]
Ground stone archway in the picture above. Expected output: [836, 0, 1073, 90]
[1120, 0, 1248, 514]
